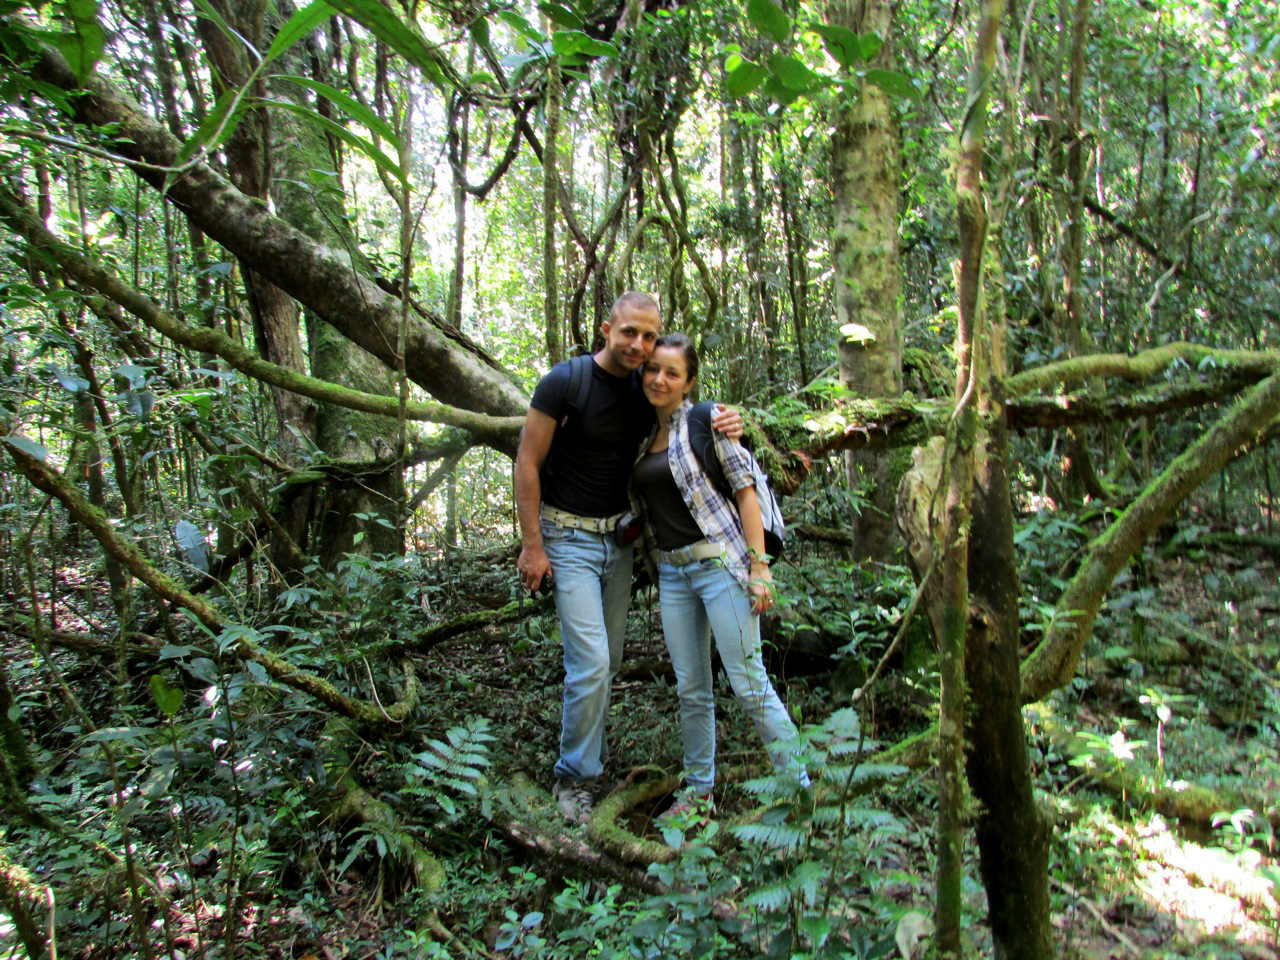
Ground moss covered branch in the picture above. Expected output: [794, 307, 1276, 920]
[1021, 371, 1280, 701]
[0, 186, 523, 451]
[1, 432, 405, 730]
[1005, 342, 1278, 397]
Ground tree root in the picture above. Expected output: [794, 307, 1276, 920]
[330, 783, 446, 895]
[488, 773, 659, 889]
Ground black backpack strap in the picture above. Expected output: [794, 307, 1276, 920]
[559, 354, 594, 429]
[689, 402, 733, 500]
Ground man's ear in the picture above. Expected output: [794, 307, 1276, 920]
[600, 319, 612, 339]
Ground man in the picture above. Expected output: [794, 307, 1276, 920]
[515, 292, 739, 823]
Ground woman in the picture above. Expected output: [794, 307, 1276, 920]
[629, 333, 805, 817]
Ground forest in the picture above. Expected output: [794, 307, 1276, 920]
[0, 0, 1277, 957]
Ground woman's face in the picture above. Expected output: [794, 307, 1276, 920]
[643, 346, 694, 413]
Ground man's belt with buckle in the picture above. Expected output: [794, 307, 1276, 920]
[657, 540, 726, 566]
[541, 505, 625, 535]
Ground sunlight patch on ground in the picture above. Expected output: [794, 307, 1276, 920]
[1124, 815, 1277, 951]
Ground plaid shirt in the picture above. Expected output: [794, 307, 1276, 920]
[629, 400, 757, 587]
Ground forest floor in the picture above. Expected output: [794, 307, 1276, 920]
[335, 538, 1279, 959]
[2, 537, 1278, 958]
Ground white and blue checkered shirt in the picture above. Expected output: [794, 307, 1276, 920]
[629, 400, 757, 587]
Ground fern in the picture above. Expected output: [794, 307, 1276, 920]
[742, 880, 793, 912]
[402, 715, 495, 822]
[790, 859, 827, 906]
[729, 821, 807, 852]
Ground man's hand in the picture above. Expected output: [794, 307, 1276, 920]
[518, 544, 552, 593]
[711, 404, 744, 440]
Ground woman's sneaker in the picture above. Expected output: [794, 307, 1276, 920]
[659, 790, 715, 825]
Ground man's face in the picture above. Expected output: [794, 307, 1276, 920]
[599, 303, 661, 375]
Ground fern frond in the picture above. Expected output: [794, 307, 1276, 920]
[730, 822, 807, 852]
[791, 859, 827, 906]
[743, 881, 793, 912]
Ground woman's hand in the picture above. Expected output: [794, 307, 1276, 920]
[749, 561, 775, 615]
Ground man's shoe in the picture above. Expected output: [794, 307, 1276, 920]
[554, 778, 594, 824]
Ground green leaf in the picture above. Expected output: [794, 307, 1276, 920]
[323, 0, 453, 89]
[769, 53, 822, 92]
[763, 72, 801, 106]
[269, 100, 405, 185]
[857, 31, 885, 61]
[580, 38, 618, 58]
[468, 17, 489, 46]
[86, 725, 153, 742]
[725, 59, 766, 98]
[810, 23, 862, 69]
[191, 0, 237, 47]
[114, 363, 148, 389]
[275, 74, 398, 144]
[56, 0, 104, 81]
[149, 674, 184, 717]
[265, 0, 336, 62]
[551, 29, 590, 59]
[746, 0, 790, 44]
[497, 10, 545, 45]
[538, 1, 583, 29]
[3, 435, 49, 461]
[864, 67, 917, 98]
[55, 370, 90, 394]
[175, 520, 209, 574]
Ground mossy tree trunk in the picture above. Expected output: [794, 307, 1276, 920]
[828, 0, 904, 562]
[1022, 368, 1280, 701]
[201, 3, 405, 561]
[198, 1, 316, 572]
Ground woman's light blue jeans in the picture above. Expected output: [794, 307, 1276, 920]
[542, 519, 633, 783]
[657, 557, 802, 792]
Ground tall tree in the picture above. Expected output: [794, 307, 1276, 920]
[828, 0, 905, 561]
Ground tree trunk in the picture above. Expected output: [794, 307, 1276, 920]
[828, 0, 904, 562]
[543, 29, 565, 365]
[953, 0, 1052, 955]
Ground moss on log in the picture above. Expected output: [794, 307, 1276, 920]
[330, 782, 445, 894]
[1021, 371, 1280, 701]
[1005, 342, 1278, 397]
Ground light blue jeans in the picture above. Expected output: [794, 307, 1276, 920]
[657, 558, 802, 792]
[542, 519, 633, 783]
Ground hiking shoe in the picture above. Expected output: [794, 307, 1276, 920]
[554, 778, 594, 824]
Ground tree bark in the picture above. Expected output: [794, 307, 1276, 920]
[828, 0, 905, 562]
[543, 35, 564, 365]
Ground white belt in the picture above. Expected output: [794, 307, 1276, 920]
[541, 505, 624, 535]
[658, 540, 725, 566]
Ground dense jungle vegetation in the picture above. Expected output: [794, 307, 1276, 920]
[0, 0, 1277, 957]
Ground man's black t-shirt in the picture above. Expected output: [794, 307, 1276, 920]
[531, 357, 656, 517]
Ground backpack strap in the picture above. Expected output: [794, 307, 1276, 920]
[688, 401, 733, 500]
[558, 353, 595, 429]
